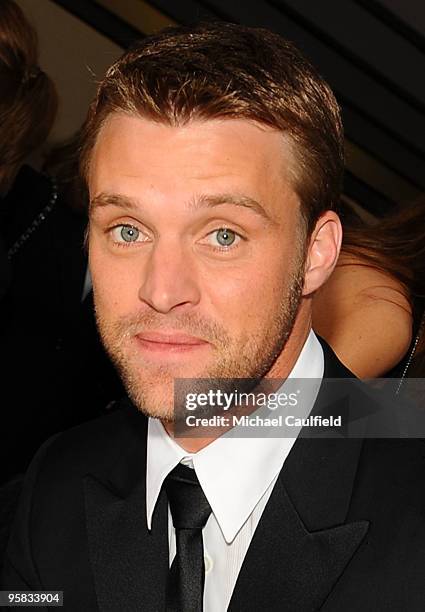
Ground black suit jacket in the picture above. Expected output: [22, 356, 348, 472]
[3, 342, 425, 611]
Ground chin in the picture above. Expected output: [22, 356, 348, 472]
[128, 386, 175, 421]
[121, 367, 177, 420]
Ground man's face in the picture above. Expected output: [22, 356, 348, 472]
[88, 114, 306, 421]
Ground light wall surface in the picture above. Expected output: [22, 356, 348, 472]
[16, 0, 123, 143]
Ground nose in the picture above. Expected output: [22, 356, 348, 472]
[138, 238, 200, 314]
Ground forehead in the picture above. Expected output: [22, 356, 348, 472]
[88, 113, 298, 213]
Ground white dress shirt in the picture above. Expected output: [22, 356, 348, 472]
[147, 330, 324, 611]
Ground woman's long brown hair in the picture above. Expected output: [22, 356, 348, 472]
[0, 0, 57, 195]
[341, 195, 425, 364]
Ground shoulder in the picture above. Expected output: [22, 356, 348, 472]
[2, 402, 148, 590]
[317, 251, 412, 314]
[356, 438, 425, 512]
[313, 251, 413, 377]
[4, 403, 147, 569]
[28, 401, 147, 486]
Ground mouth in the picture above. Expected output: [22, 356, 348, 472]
[134, 331, 210, 354]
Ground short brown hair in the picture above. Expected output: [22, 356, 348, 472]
[81, 22, 344, 234]
[0, 0, 57, 194]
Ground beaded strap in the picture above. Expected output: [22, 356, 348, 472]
[7, 176, 58, 260]
[395, 311, 425, 395]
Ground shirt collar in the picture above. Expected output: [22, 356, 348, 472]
[146, 330, 324, 542]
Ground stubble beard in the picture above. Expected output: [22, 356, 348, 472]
[94, 263, 305, 422]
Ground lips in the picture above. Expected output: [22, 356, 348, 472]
[137, 331, 207, 344]
[134, 331, 209, 352]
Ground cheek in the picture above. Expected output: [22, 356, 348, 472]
[202, 257, 287, 327]
[89, 245, 140, 317]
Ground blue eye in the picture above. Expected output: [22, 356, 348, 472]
[120, 226, 139, 242]
[214, 228, 237, 247]
[109, 224, 143, 244]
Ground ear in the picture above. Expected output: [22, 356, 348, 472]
[303, 211, 342, 297]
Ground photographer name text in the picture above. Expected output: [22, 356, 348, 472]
[185, 414, 342, 428]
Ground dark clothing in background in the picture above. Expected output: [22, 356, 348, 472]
[0, 165, 123, 485]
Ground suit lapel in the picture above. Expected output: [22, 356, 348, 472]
[229, 342, 370, 611]
[229, 436, 369, 612]
[228, 479, 368, 611]
[83, 407, 169, 612]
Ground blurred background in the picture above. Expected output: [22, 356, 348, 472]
[16, 0, 425, 218]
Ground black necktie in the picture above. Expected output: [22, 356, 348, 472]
[164, 463, 212, 612]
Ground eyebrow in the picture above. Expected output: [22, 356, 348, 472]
[90, 191, 274, 223]
[189, 193, 273, 223]
[90, 193, 139, 213]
